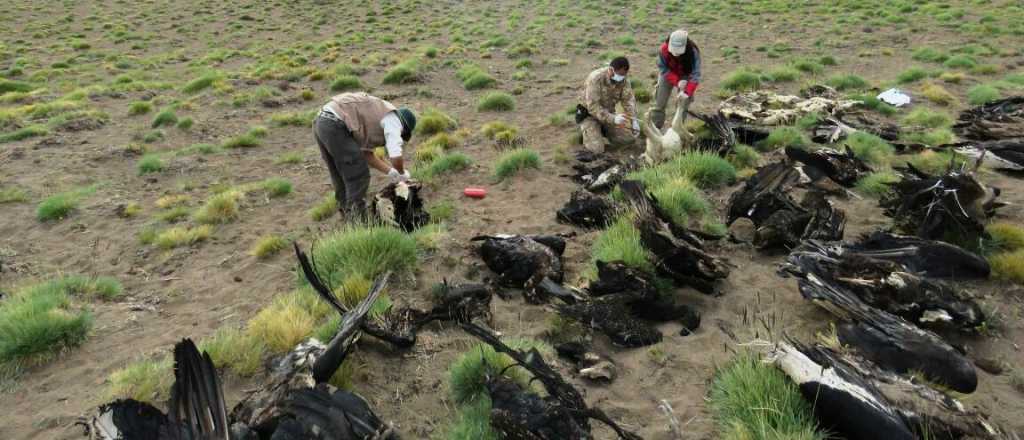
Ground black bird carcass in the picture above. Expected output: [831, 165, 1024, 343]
[472, 233, 566, 303]
[556, 190, 617, 229]
[725, 161, 846, 249]
[848, 231, 991, 279]
[772, 341, 1010, 440]
[949, 96, 1024, 172]
[784, 145, 873, 188]
[880, 163, 1002, 249]
[619, 180, 730, 294]
[371, 181, 430, 232]
[460, 323, 642, 440]
[783, 243, 979, 393]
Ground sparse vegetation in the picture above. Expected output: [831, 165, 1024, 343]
[591, 214, 653, 274]
[855, 171, 899, 198]
[967, 84, 1001, 105]
[846, 132, 895, 166]
[826, 73, 869, 91]
[36, 186, 95, 221]
[413, 152, 472, 181]
[477, 92, 515, 112]
[251, 234, 287, 258]
[493, 148, 540, 180]
[720, 69, 761, 92]
[757, 127, 808, 151]
[105, 357, 173, 403]
[416, 108, 457, 135]
[136, 154, 164, 175]
[310, 225, 418, 285]
[153, 225, 213, 249]
[193, 190, 242, 224]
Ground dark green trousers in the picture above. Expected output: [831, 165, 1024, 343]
[313, 113, 370, 221]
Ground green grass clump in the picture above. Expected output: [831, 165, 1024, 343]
[665, 151, 737, 188]
[986, 222, 1024, 253]
[251, 235, 287, 258]
[193, 190, 242, 224]
[271, 110, 318, 127]
[943, 55, 977, 69]
[727, 144, 761, 170]
[481, 121, 517, 139]
[846, 132, 895, 166]
[650, 178, 711, 227]
[477, 92, 515, 112]
[0, 125, 48, 143]
[156, 206, 191, 223]
[903, 108, 952, 129]
[153, 225, 213, 249]
[0, 79, 34, 94]
[721, 69, 761, 92]
[0, 278, 98, 366]
[36, 186, 95, 221]
[247, 293, 318, 353]
[493, 148, 540, 180]
[445, 397, 500, 440]
[826, 74, 869, 91]
[449, 339, 549, 404]
[128, 101, 153, 115]
[330, 75, 363, 92]
[309, 195, 337, 221]
[105, 358, 173, 403]
[897, 67, 931, 84]
[757, 127, 808, 151]
[151, 109, 177, 128]
[136, 154, 164, 175]
[413, 152, 472, 181]
[848, 93, 898, 116]
[456, 65, 497, 90]
[382, 58, 421, 84]
[920, 83, 957, 106]
[420, 132, 461, 151]
[176, 117, 193, 130]
[764, 66, 800, 83]
[791, 59, 824, 74]
[0, 186, 28, 203]
[199, 327, 266, 376]
[257, 178, 292, 198]
[989, 250, 1024, 284]
[311, 225, 418, 285]
[967, 84, 1001, 105]
[416, 108, 458, 136]
[855, 171, 899, 198]
[222, 133, 261, 149]
[904, 150, 965, 174]
[710, 353, 825, 440]
[181, 71, 221, 94]
[591, 215, 653, 274]
[427, 200, 455, 223]
[912, 47, 948, 63]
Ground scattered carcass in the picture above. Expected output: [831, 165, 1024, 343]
[641, 96, 695, 164]
[460, 323, 642, 440]
[84, 268, 398, 440]
[785, 146, 873, 187]
[773, 341, 1009, 440]
[719, 88, 861, 126]
[951, 139, 1024, 172]
[472, 234, 566, 303]
[880, 163, 1001, 248]
[954, 96, 1024, 141]
[849, 232, 991, 279]
[783, 243, 979, 393]
[556, 190, 617, 229]
[619, 180, 730, 293]
[568, 152, 636, 193]
[726, 161, 846, 249]
[372, 181, 430, 232]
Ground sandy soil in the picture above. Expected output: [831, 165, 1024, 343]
[2, 1, 1023, 439]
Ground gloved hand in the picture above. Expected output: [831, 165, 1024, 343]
[632, 118, 640, 132]
[387, 168, 401, 181]
[613, 113, 627, 126]
[400, 170, 411, 182]
[677, 89, 690, 100]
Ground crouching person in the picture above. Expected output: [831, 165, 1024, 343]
[578, 56, 639, 154]
[313, 92, 416, 222]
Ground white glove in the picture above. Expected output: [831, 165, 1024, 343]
[678, 89, 690, 100]
[632, 119, 640, 132]
[387, 168, 401, 181]
[613, 114, 626, 125]
[400, 170, 411, 182]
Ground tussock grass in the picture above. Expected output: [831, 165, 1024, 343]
[846, 132, 895, 166]
[897, 67, 931, 84]
[153, 225, 213, 249]
[199, 327, 266, 376]
[416, 108, 457, 136]
[493, 148, 540, 180]
[0, 186, 29, 203]
[155, 194, 190, 209]
[182, 71, 221, 94]
[193, 190, 242, 224]
[445, 397, 499, 440]
[254, 178, 292, 198]
[420, 132, 461, 151]
[176, 117, 193, 130]
[222, 127, 266, 149]
[826, 73, 869, 91]
[721, 69, 761, 92]
[251, 235, 287, 258]
[986, 223, 1024, 253]
[663, 151, 737, 189]
[944, 55, 977, 69]
[309, 195, 337, 221]
[0, 79, 34, 94]
[990, 250, 1024, 284]
[449, 339, 549, 404]
[0, 125, 48, 143]
[903, 108, 952, 129]
[427, 200, 455, 223]
[413, 152, 472, 181]
[650, 178, 711, 227]
[382, 58, 421, 84]
[276, 152, 304, 164]
[247, 293, 318, 353]
[764, 66, 800, 83]
[151, 109, 178, 128]
[710, 353, 824, 440]
[330, 75, 362, 92]
[967, 84, 1001, 105]
[136, 154, 164, 175]
[727, 144, 761, 170]
[456, 65, 496, 90]
[311, 225, 418, 285]
[904, 149, 965, 174]
[912, 47, 948, 63]
[271, 110, 317, 127]
[848, 93, 898, 116]
[105, 357, 173, 403]
[156, 206, 191, 223]
[791, 59, 824, 74]
[128, 101, 152, 115]
[757, 127, 808, 151]
[477, 92, 515, 112]
[855, 171, 899, 198]
[591, 214, 653, 274]
[36, 186, 95, 221]
[920, 82, 957, 106]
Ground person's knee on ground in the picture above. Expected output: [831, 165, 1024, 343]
[607, 124, 638, 147]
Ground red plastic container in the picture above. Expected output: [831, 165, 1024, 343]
[464, 187, 487, 199]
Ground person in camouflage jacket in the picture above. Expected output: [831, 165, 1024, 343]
[578, 57, 639, 154]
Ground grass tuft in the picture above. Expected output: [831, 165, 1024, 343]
[846, 132, 895, 166]
[311, 224, 418, 285]
[199, 327, 266, 376]
[151, 109, 178, 128]
[710, 353, 825, 440]
[591, 214, 653, 274]
[182, 71, 221, 94]
[920, 83, 956, 106]
[246, 293, 317, 353]
[757, 127, 808, 151]
[413, 152, 472, 181]
[826, 74, 869, 91]
[382, 58, 421, 84]
[897, 67, 931, 84]
[904, 150, 965, 174]
[193, 190, 242, 224]
[855, 171, 899, 198]
[36, 186, 95, 222]
[105, 358, 173, 403]
[153, 225, 213, 249]
[967, 84, 1001, 105]
[986, 223, 1024, 254]
[903, 108, 952, 129]
[493, 148, 540, 180]
[251, 235, 287, 258]
[330, 75, 362, 92]
[309, 195, 337, 221]
[457, 65, 497, 90]
[721, 69, 761, 92]
[477, 92, 515, 112]
[136, 154, 164, 175]
[416, 108, 457, 136]
[727, 144, 761, 170]
[990, 250, 1024, 284]
[0, 186, 29, 203]
[449, 339, 548, 404]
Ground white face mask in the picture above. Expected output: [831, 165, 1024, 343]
[611, 73, 626, 83]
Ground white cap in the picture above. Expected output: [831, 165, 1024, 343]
[669, 29, 689, 56]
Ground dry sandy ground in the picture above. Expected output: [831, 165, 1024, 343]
[2, 1, 1023, 439]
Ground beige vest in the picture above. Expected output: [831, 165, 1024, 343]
[326, 93, 397, 150]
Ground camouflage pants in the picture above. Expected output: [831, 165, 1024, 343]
[579, 117, 636, 154]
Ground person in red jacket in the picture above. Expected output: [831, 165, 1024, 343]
[651, 29, 702, 129]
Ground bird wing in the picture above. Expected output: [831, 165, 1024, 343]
[167, 338, 229, 440]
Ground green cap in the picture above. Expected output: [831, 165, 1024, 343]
[396, 107, 416, 139]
